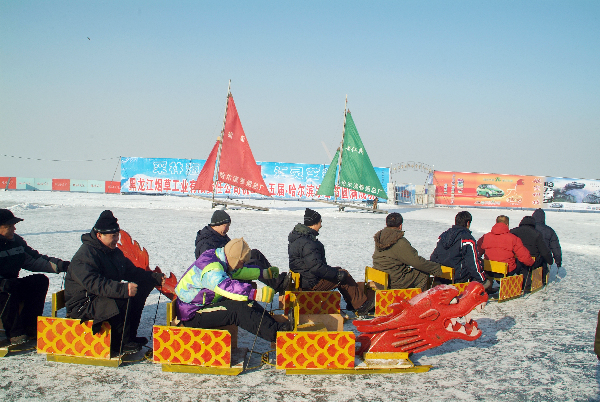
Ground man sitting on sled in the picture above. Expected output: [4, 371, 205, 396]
[65, 210, 165, 355]
[195, 210, 290, 294]
[175, 238, 293, 342]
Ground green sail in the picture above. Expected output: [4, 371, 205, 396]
[338, 112, 388, 199]
[316, 149, 339, 197]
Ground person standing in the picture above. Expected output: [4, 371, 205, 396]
[0, 209, 70, 345]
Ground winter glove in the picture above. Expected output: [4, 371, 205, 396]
[336, 269, 348, 283]
[261, 266, 279, 280]
[58, 261, 70, 273]
[0, 278, 21, 294]
[250, 286, 275, 303]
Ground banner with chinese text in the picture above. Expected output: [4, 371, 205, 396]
[120, 157, 389, 201]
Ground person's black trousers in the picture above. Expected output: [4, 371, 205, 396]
[0, 274, 49, 339]
[182, 298, 284, 342]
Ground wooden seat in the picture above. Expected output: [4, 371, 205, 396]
[364, 266, 389, 290]
[483, 260, 523, 302]
[439, 265, 455, 282]
[484, 259, 509, 277]
[37, 290, 117, 366]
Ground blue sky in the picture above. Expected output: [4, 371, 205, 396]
[1, 1, 599, 181]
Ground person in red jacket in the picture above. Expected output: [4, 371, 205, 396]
[476, 215, 534, 275]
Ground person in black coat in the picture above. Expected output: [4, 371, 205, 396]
[0, 209, 70, 345]
[532, 209, 562, 284]
[430, 211, 491, 290]
[510, 216, 553, 290]
[64, 210, 164, 354]
[288, 208, 373, 316]
[195, 210, 290, 293]
[194, 210, 232, 259]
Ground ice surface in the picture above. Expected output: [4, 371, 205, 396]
[1, 191, 599, 401]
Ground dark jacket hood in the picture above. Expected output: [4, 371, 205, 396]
[532, 209, 545, 225]
[438, 225, 471, 250]
[519, 216, 537, 227]
[288, 223, 318, 243]
[374, 227, 404, 251]
[81, 230, 114, 253]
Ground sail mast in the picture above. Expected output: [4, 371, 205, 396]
[334, 95, 348, 202]
[211, 79, 232, 204]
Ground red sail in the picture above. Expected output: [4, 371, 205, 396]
[217, 95, 271, 196]
[193, 141, 219, 192]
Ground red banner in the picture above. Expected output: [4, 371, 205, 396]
[52, 179, 70, 192]
[0, 177, 16, 190]
[433, 171, 543, 208]
[105, 181, 121, 194]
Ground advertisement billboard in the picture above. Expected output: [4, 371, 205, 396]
[120, 157, 389, 201]
[433, 171, 543, 209]
[543, 177, 600, 211]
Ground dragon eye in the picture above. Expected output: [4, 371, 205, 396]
[449, 297, 458, 305]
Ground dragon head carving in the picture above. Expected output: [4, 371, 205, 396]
[354, 282, 488, 355]
[117, 230, 177, 300]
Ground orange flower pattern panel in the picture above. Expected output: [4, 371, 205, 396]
[530, 267, 543, 292]
[283, 291, 341, 314]
[276, 331, 355, 369]
[37, 317, 111, 359]
[499, 275, 523, 301]
[153, 326, 231, 367]
[375, 289, 421, 316]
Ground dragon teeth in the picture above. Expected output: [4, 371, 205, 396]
[446, 323, 453, 331]
[457, 326, 467, 335]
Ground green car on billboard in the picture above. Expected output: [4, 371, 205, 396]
[476, 184, 504, 198]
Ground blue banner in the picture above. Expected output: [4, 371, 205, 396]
[121, 157, 389, 201]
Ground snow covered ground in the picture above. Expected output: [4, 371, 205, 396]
[0, 191, 599, 401]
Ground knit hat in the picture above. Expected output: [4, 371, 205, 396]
[224, 238, 251, 269]
[0, 209, 23, 226]
[519, 216, 536, 227]
[94, 210, 120, 234]
[304, 208, 321, 226]
[210, 210, 231, 227]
